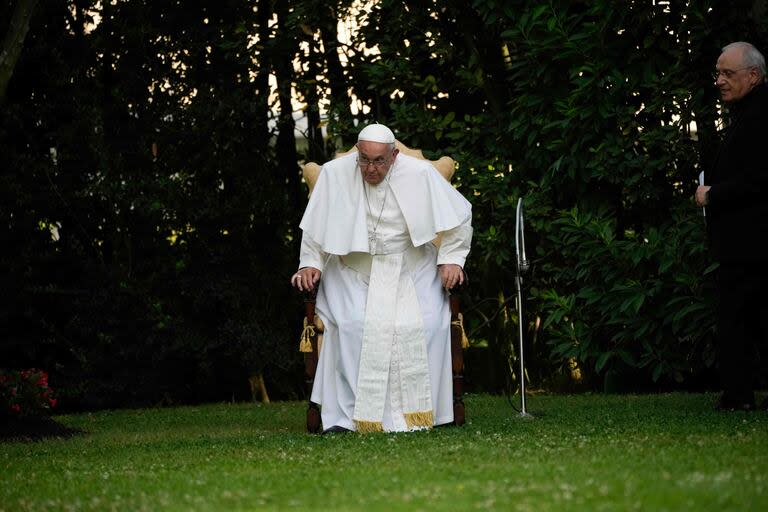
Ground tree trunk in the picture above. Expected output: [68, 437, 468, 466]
[448, 2, 507, 116]
[253, 0, 272, 154]
[249, 373, 270, 403]
[273, 0, 303, 215]
[304, 35, 325, 163]
[0, 0, 40, 103]
[96, 0, 119, 266]
[318, 3, 354, 149]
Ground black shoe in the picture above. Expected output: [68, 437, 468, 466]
[321, 425, 352, 435]
[714, 394, 755, 412]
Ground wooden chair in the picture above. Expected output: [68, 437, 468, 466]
[298, 141, 468, 433]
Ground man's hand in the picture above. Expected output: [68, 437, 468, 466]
[695, 185, 711, 207]
[439, 264, 464, 290]
[291, 267, 321, 291]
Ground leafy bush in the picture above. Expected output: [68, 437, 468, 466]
[534, 204, 717, 384]
[340, 0, 764, 390]
[0, 369, 57, 417]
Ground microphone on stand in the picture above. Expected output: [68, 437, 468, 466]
[515, 198, 532, 418]
[516, 198, 530, 275]
[698, 171, 706, 221]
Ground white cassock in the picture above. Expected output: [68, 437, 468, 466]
[298, 152, 472, 433]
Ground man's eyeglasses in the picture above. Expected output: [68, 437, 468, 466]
[713, 66, 754, 80]
[357, 155, 391, 169]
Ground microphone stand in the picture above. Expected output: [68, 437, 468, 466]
[515, 198, 533, 418]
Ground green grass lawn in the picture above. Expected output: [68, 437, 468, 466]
[1, 393, 766, 511]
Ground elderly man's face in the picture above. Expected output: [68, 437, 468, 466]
[357, 140, 398, 185]
[716, 47, 760, 103]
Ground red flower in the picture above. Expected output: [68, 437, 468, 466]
[1, 368, 57, 417]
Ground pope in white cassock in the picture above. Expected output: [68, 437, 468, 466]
[290, 123, 472, 433]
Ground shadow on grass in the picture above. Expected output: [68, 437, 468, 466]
[0, 415, 85, 442]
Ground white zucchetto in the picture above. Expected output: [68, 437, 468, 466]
[357, 123, 396, 144]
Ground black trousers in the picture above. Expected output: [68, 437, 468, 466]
[716, 262, 768, 403]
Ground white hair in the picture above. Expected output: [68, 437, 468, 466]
[722, 41, 766, 81]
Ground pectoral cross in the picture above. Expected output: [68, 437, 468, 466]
[368, 233, 379, 255]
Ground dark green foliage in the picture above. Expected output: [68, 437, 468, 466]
[534, 204, 717, 383]
[2, 0, 766, 409]
[336, 0, 766, 389]
[1, 1, 303, 408]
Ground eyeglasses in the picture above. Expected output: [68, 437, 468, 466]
[357, 155, 391, 169]
[713, 66, 754, 80]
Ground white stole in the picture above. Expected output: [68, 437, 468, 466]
[353, 252, 433, 432]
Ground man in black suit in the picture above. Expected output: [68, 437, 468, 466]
[696, 41, 768, 411]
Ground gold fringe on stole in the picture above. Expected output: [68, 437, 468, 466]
[354, 420, 384, 433]
[452, 313, 470, 349]
[298, 317, 314, 353]
[404, 410, 434, 429]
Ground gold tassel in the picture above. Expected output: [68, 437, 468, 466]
[452, 313, 470, 349]
[354, 420, 384, 433]
[404, 410, 434, 429]
[313, 316, 325, 353]
[299, 317, 315, 353]
[299, 316, 324, 353]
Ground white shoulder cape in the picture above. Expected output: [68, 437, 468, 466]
[299, 153, 471, 255]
